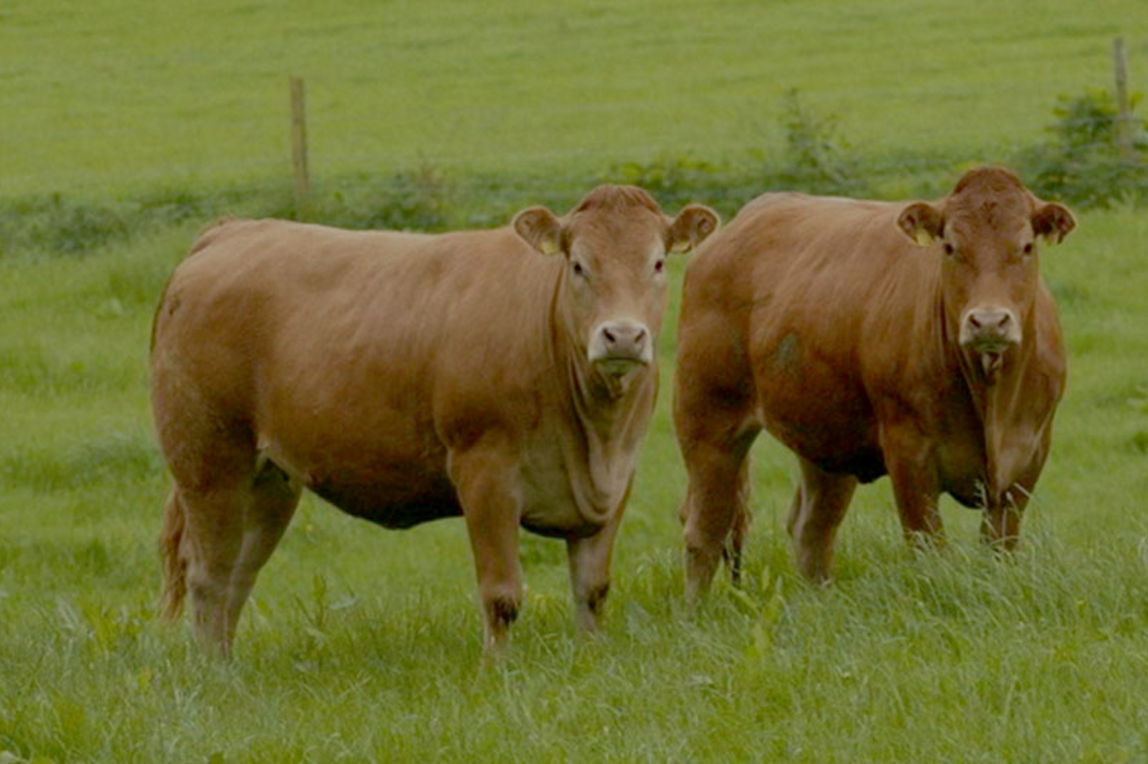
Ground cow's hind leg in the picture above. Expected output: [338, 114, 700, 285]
[720, 457, 753, 587]
[674, 302, 759, 608]
[178, 469, 299, 655]
[163, 430, 284, 656]
[223, 460, 301, 643]
[787, 456, 857, 583]
[679, 430, 757, 608]
[168, 461, 299, 656]
[177, 482, 250, 655]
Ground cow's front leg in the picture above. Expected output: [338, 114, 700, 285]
[566, 509, 623, 633]
[449, 442, 524, 654]
[880, 418, 945, 547]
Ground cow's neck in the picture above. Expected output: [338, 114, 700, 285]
[572, 359, 654, 435]
[952, 315, 1039, 506]
[553, 312, 655, 525]
[570, 352, 655, 510]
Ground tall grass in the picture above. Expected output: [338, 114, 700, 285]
[1, 206, 1146, 761]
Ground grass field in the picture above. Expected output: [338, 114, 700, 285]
[4, 0, 1148, 197]
[3, 1, 1148, 762]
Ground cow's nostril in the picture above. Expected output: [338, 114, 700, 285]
[594, 323, 650, 362]
[967, 309, 1013, 334]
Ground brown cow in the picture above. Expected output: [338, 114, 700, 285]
[151, 186, 718, 655]
[675, 167, 1073, 599]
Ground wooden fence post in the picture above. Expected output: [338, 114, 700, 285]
[1112, 37, 1135, 164]
[290, 76, 311, 211]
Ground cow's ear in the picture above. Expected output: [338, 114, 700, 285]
[897, 202, 944, 246]
[513, 206, 564, 255]
[667, 204, 720, 253]
[1032, 202, 1076, 245]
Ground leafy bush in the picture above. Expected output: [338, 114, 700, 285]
[1017, 87, 1148, 208]
[600, 153, 754, 220]
[600, 90, 874, 211]
[0, 188, 250, 259]
[265, 165, 454, 232]
[0, 195, 131, 258]
[353, 164, 454, 231]
[770, 89, 869, 198]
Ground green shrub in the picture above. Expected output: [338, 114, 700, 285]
[0, 195, 131, 258]
[769, 89, 870, 198]
[599, 153, 754, 220]
[320, 164, 455, 232]
[1017, 87, 1148, 208]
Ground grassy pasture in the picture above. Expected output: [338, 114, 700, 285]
[3, 0, 1148, 761]
[3, 0, 1148, 196]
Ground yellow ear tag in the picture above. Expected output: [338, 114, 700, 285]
[914, 229, 934, 246]
[539, 237, 561, 256]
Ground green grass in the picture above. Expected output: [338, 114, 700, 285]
[3, 0, 1147, 196]
[2, 212, 1147, 763]
[4, 1, 1148, 761]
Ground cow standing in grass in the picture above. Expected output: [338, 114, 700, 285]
[674, 167, 1074, 599]
[151, 185, 718, 655]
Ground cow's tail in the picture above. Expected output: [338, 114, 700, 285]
[158, 488, 188, 621]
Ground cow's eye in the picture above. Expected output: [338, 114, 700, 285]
[572, 261, 585, 277]
[654, 258, 666, 274]
[942, 243, 956, 256]
[1022, 242, 1034, 255]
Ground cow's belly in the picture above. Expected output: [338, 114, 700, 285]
[258, 416, 460, 529]
[754, 371, 884, 481]
[310, 471, 462, 528]
[760, 411, 886, 482]
[267, 433, 604, 538]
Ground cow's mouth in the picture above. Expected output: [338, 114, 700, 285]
[961, 334, 1016, 378]
[594, 356, 649, 377]
[965, 336, 1014, 355]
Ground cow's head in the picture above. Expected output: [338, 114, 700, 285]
[896, 167, 1074, 368]
[513, 185, 718, 382]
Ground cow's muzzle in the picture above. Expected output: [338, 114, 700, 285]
[960, 307, 1021, 353]
[588, 321, 652, 370]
